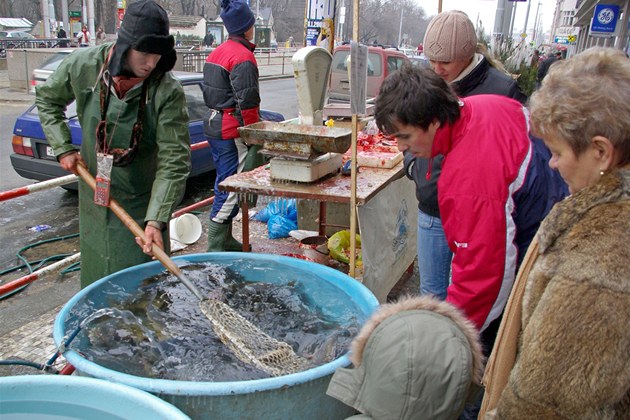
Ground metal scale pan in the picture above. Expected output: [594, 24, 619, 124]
[238, 121, 351, 160]
[237, 47, 350, 182]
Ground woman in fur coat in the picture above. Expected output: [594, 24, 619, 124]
[493, 47, 630, 418]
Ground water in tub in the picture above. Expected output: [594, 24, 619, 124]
[63, 261, 363, 382]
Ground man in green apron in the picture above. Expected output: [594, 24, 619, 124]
[36, 0, 191, 288]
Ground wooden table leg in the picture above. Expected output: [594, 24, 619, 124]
[241, 199, 250, 252]
[319, 201, 327, 236]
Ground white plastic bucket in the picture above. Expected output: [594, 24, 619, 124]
[169, 214, 202, 245]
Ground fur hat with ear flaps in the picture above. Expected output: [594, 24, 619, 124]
[220, 0, 256, 35]
[109, 0, 176, 77]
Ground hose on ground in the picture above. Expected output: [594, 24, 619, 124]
[0, 233, 80, 300]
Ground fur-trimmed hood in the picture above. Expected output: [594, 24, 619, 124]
[327, 295, 484, 419]
[350, 295, 484, 382]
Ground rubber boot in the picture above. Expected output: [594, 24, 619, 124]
[225, 222, 251, 252]
[206, 220, 229, 252]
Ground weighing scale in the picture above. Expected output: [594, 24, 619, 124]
[239, 47, 351, 182]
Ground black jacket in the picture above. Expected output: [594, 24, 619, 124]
[201, 35, 260, 140]
[403, 56, 528, 217]
[536, 55, 559, 83]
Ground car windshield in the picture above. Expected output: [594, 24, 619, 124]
[2, 31, 33, 38]
[331, 51, 381, 76]
[40, 52, 71, 71]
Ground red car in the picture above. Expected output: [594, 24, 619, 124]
[328, 45, 409, 103]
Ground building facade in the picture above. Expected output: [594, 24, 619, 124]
[551, 0, 630, 55]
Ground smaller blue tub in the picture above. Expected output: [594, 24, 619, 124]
[0, 375, 190, 419]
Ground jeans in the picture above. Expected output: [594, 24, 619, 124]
[417, 209, 452, 300]
[207, 111, 285, 224]
[208, 137, 248, 223]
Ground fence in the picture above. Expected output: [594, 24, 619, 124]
[0, 38, 68, 54]
[2, 46, 297, 91]
[176, 49, 295, 77]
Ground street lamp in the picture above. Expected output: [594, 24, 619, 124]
[532, 2, 542, 44]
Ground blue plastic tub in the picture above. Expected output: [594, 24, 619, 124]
[53, 253, 379, 419]
[0, 375, 189, 419]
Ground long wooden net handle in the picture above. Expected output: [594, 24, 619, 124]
[76, 164, 204, 300]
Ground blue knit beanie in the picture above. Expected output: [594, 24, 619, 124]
[220, 0, 255, 35]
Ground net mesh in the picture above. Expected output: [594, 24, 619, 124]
[200, 299, 312, 377]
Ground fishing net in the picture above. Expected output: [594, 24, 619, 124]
[200, 299, 311, 377]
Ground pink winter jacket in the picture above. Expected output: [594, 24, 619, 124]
[434, 95, 532, 332]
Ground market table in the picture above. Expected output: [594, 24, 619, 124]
[219, 162, 418, 301]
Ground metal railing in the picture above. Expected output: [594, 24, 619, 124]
[177, 49, 294, 76]
[0, 38, 69, 50]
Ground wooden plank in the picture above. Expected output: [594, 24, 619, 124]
[220, 162, 404, 206]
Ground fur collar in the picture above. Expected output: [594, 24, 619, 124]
[539, 165, 630, 253]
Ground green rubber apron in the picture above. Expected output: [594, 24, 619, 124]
[78, 75, 169, 288]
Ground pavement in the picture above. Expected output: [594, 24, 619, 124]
[0, 69, 33, 104]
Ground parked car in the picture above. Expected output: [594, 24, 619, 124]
[328, 45, 409, 103]
[0, 30, 35, 39]
[30, 49, 74, 94]
[409, 54, 430, 68]
[11, 72, 214, 189]
[1, 30, 36, 58]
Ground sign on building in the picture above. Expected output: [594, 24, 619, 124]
[590, 4, 620, 33]
[305, 0, 336, 47]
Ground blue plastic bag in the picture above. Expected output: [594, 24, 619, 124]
[254, 199, 298, 239]
[253, 198, 297, 223]
[267, 214, 298, 239]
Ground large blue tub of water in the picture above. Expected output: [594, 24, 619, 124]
[0, 375, 189, 419]
[53, 253, 379, 419]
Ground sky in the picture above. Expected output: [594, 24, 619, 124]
[417, 0, 557, 36]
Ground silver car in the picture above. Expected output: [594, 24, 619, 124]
[30, 49, 74, 94]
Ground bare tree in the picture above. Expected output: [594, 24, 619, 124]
[5, 0, 41, 23]
[0, 0, 15, 17]
[3, 0, 429, 48]
[349, 0, 429, 46]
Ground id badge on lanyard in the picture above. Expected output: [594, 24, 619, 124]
[94, 152, 113, 206]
